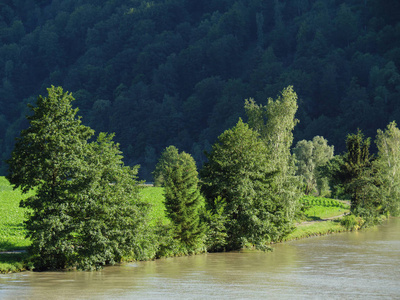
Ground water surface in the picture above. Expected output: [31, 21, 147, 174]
[1, 218, 399, 299]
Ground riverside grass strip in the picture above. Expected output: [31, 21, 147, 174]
[283, 220, 347, 242]
[0, 177, 32, 252]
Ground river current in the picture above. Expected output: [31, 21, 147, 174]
[1, 218, 399, 299]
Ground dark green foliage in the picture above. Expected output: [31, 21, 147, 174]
[201, 119, 286, 250]
[1, 1, 400, 179]
[202, 196, 228, 252]
[326, 130, 383, 225]
[319, 155, 348, 199]
[341, 130, 376, 211]
[300, 196, 349, 210]
[162, 146, 206, 251]
[6, 87, 153, 270]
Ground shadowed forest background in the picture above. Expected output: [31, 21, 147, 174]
[0, 0, 399, 180]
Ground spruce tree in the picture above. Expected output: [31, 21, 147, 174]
[342, 130, 375, 212]
[162, 146, 205, 250]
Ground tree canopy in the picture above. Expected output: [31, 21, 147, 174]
[7, 86, 154, 270]
[201, 118, 292, 249]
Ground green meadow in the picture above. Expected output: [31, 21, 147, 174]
[0, 177, 32, 273]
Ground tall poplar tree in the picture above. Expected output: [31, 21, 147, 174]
[245, 86, 302, 224]
[375, 121, 400, 216]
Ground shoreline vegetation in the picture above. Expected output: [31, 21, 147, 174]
[1, 177, 356, 274]
[3, 86, 398, 272]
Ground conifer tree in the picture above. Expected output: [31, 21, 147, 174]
[331, 130, 378, 217]
[162, 146, 205, 250]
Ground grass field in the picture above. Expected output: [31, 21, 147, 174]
[0, 177, 33, 273]
[139, 186, 170, 226]
[283, 220, 347, 241]
[303, 204, 349, 220]
[281, 195, 351, 242]
[0, 177, 32, 251]
[301, 195, 350, 220]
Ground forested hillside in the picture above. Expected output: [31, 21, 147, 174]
[1, 0, 399, 180]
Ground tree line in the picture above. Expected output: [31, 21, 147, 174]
[1, 0, 399, 180]
[7, 86, 400, 270]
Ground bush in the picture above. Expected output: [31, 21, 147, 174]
[340, 214, 364, 230]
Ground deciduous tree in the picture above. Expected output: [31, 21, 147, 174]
[201, 119, 288, 250]
[374, 121, 400, 216]
[7, 86, 153, 270]
[245, 86, 302, 225]
[293, 136, 334, 195]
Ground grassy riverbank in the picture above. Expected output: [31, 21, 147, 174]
[0, 176, 350, 273]
[0, 178, 171, 273]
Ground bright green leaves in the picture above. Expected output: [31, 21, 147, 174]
[201, 87, 303, 250]
[201, 119, 276, 250]
[293, 136, 334, 196]
[8, 86, 94, 194]
[7, 86, 153, 270]
[374, 121, 400, 216]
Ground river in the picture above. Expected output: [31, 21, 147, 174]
[1, 218, 399, 299]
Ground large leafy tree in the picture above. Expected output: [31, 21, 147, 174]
[162, 146, 205, 251]
[201, 119, 288, 250]
[374, 121, 400, 216]
[293, 136, 334, 196]
[7, 86, 152, 270]
[245, 86, 302, 225]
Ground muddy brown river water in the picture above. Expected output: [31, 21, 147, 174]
[1, 218, 399, 299]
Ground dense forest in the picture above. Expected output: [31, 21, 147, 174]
[1, 0, 400, 180]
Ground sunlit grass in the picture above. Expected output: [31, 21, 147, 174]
[0, 177, 32, 252]
[140, 186, 170, 226]
[304, 205, 349, 219]
[283, 220, 347, 242]
[0, 176, 33, 273]
[301, 196, 350, 220]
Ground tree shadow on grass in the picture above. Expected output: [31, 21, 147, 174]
[306, 216, 322, 221]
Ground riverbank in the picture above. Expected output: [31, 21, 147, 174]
[0, 177, 351, 273]
[0, 218, 350, 274]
